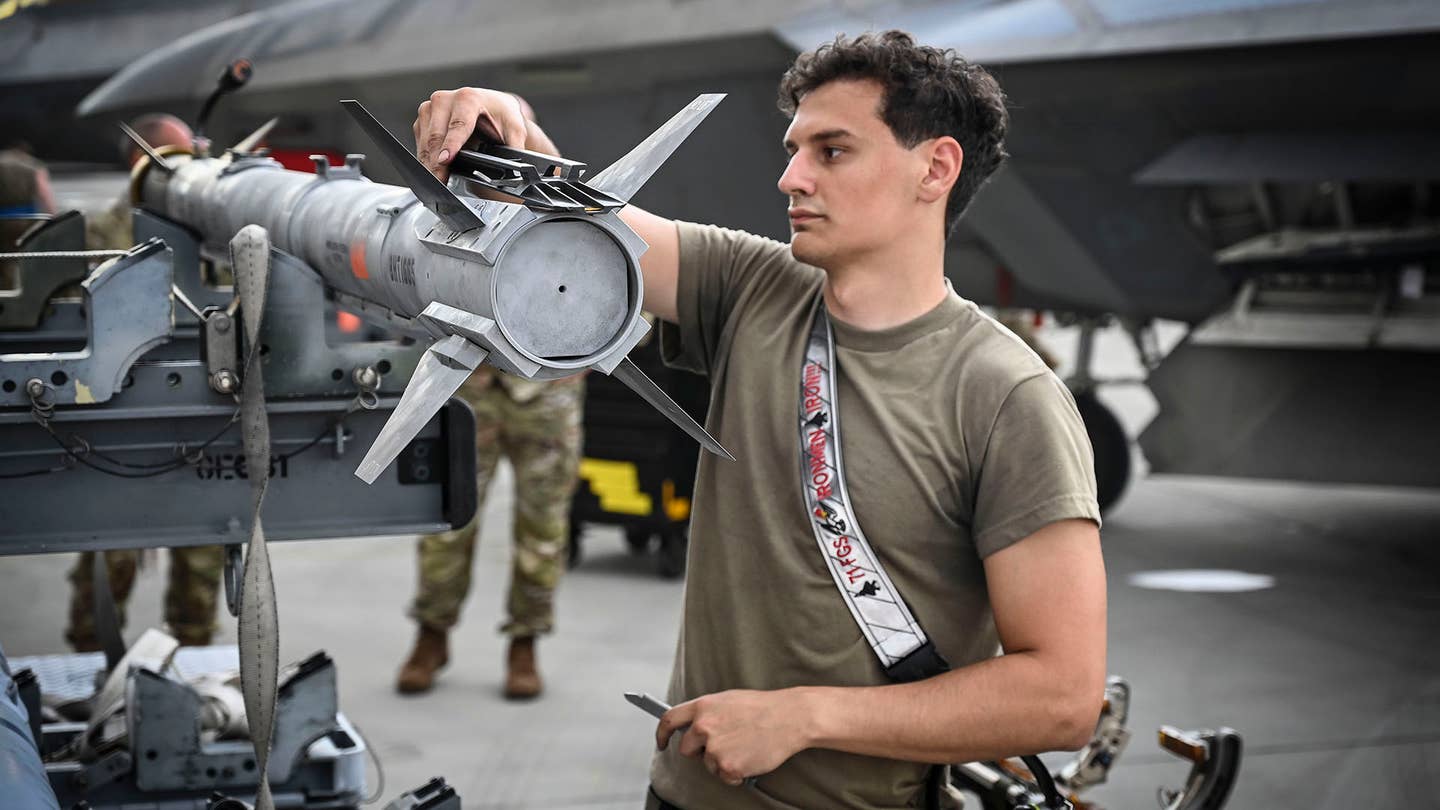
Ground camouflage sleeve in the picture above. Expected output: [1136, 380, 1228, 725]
[85, 195, 133, 251]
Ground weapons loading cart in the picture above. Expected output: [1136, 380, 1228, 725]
[0, 209, 477, 809]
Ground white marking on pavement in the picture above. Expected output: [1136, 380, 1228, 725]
[1128, 569, 1276, 592]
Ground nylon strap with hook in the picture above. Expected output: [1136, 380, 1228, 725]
[232, 225, 281, 810]
[798, 300, 949, 683]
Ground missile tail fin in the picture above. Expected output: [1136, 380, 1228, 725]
[588, 94, 725, 203]
[355, 334, 488, 484]
[231, 116, 279, 155]
[340, 99, 484, 233]
[611, 357, 734, 461]
[119, 122, 176, 175]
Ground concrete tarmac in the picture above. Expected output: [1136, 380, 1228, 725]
[3, 468, 1438, 809]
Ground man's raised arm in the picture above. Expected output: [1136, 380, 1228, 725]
[414, 87, 682, 323]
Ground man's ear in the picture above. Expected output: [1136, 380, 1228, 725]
[917, 136, 963, 205]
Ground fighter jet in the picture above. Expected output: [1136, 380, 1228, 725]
[0, 0, 294, 163]
[74, 0, 1440, 507]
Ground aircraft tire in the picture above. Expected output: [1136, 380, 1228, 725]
[657, 529, 688, 580]
[1073, 389, 1131, 514]
[625, 528, 652, 555]
[567, 523, 583, 569]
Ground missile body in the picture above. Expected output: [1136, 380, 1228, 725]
[130, 96, 730, 480]
[141, 152, 639, 379]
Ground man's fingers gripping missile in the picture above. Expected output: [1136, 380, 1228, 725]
[415, 88, 528, 181]
[343, 99, 484, 233]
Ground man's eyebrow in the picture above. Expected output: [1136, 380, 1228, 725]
[782, 129, 856, 151]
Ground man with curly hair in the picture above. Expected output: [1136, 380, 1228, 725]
[413, 30, 1106, 810]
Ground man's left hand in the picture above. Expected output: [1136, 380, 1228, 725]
[656, 689, 811, 787]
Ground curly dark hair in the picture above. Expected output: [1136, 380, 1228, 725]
[778, 30, 1010, 234]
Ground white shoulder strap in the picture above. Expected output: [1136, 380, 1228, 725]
[798, 301, 948, 682]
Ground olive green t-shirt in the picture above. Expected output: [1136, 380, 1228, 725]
[648, 222, 1100, 810]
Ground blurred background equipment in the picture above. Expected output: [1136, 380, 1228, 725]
[41, 0, 1440, 512]
[568, 326, 708, 579]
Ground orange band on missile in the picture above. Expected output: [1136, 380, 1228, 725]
[350, 240, 368, 279]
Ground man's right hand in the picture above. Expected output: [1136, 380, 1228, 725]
[412, 88, 539, 182]
[411, 86, 683, 323]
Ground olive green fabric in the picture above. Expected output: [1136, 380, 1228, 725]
[409, 368, 584, 638]
[85, 194, 133, 252]
[0, 149, 41, 208]
[648, 223, 1100, 810]
[65, 547, 226, 649]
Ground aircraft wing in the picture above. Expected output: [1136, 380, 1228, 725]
[73, 0, 1440, 324]
[76, 0, 806, 117]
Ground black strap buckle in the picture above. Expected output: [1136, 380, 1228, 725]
[885, 640, 950, 683]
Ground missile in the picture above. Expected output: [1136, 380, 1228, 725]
[128, 95, 733, 482]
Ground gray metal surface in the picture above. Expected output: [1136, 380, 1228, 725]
[258, 249, 420, 398]
[133, 210, 233, 323]
[1135, 132, 1440, 184]
[1140, 341, 1440, 488]
[0, 212, 92, 330]
[493, 219, 629, 358]
[0, 241, 174, 408]
[0, 204, 475, 554]
[129, 656, 337, 789]
[778, 0, 1440, 65]
[12, 644, 365, 809]
[355, 335, 486, 485]
[0, 395, 469, 554]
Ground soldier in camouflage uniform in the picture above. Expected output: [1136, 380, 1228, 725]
[63, 115, 227, 652]
[397, 366, 584, 699]
[1, 143, 57, 291]
[65, 546, 225, 649]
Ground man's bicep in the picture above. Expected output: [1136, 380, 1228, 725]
[984, 519, 1106, 682]
[620, 205, 680, 324]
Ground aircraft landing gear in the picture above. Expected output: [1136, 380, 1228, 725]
[621, 526, 689, 579]
[1075, 389, 1131, 514]
[1066, 317, 1134, 514]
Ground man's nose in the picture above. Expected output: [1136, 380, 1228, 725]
[777, 153, 813, 198]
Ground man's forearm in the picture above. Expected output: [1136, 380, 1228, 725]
[796, 649, 1101, 764]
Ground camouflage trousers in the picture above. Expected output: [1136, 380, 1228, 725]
[65, 545, 225, 651]
[409, 372, 584, 639]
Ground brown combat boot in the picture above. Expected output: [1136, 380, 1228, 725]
[504, 636, 542, 700]
[395, 625, 449, 694]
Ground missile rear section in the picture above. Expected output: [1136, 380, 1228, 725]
[129, 94, 733, 482]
